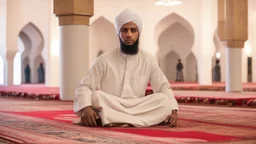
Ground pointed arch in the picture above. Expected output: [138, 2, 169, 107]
[158, 22, 194, 58]
[19, 22, 44, 56]
[155, 12, 195, 47]
[89, 16, 119, 64]
[213, 28, 225, 82]
[22, 57, 30, 83]
[155, 13, 195, 59]
[186, 52, 197, 82]
[34, 55, 45, 83]
[20, 22, 44, 48]
[162, 51, 180, 81]
[156, 13, 194, 83]
[18, 22, 45, 84]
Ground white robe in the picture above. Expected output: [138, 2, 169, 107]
[74, 48, 178, 127]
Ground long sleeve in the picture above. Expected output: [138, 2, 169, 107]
[148, 56, 179, 110]
[74, 56, 105, 116]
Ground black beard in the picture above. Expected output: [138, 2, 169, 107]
[120, 38, 139, 55]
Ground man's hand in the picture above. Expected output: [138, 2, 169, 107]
[164, 110, 178, 127]
[81, 106, 99, 127]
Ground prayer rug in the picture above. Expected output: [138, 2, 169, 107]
[0, 97, 255, 143]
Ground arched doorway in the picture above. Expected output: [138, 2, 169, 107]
[17, 22, 45, 84]
[212, 29, 225, 82]
[34, 55, 45, 83]
[186, 52, 197, 82]
[155, 13, 195, 82]
[243, 40, 253, 83]
[89, 16, 119, 64]
[22, 57, 30, 83]
[163, 51, 180, 81]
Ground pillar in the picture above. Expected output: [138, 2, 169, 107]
[54, 0, 94, 100]
[5, 0, 20, 85]
[218, 0, 248, 92]
[199, 0, 215, 85]
[5, 51, 16, 85]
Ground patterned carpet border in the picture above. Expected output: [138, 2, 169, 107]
[0, 112, 200, 144]
[0, 90, 256, 107]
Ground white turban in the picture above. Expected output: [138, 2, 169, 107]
[114, 9, 142, 35]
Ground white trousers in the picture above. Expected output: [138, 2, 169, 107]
[87, 90, 173, 127]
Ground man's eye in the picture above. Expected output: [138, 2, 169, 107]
[131, 28, 137, 32]
[121, 28, 128, 33]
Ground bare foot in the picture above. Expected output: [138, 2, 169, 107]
[159, 121, 169, 125]
[105, 123, 133, 128]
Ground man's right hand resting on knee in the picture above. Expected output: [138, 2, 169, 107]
[81, 106, 99, 127]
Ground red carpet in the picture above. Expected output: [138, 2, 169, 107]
[0, 110, 243, 142]
[0, 97, 256, 143]
[110, 129, 239, 141]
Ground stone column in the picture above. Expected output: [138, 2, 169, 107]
[5, 51, 16, 85]
[54, 0, 94, 100]
[218, 0, 248, 92]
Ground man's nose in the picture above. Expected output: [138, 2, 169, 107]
[126, 30, 132, 37]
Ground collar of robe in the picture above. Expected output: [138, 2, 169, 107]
[118, 48, 138, 60]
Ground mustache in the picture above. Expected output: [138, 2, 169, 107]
[124, 39, 134, 42]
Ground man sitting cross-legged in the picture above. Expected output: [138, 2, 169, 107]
[74, 9, 179, 128]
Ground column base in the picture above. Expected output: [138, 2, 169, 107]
[225, 48, 242, 92]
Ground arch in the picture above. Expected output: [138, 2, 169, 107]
[212, 28, 225, 82]
[34, 55, 45, 83]
[156, 13, 195, 82]
[158, 22, 194, 58]
[243, 40, 253, 82]
[22, 57, 30, 83]
[19, 31, 32, 56]
[156, 14, 194, 83]
[0, 55, 4, 85]
[162, 51, 180, 81]
[155, 13, 195, 48]
[19, 32, 32, 84]
[186, 52, 197, 82]
[89, 16, 119, 64]
[19, 22, 44, 56]
[18, 22, 45, 84]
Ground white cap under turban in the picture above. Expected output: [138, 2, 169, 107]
[114, 9, 142, 35]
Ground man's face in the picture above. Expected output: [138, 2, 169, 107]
[119, 22, 139, 45]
